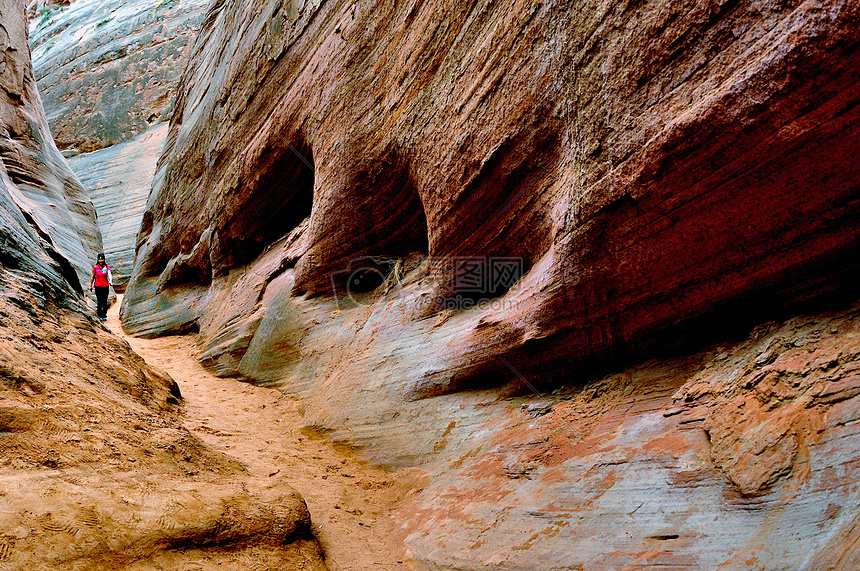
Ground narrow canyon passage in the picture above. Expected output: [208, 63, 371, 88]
[106, 297, 419, 570]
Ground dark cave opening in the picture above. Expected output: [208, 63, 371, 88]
[323, 154, 430, 297]
[214, 139, 315, 272]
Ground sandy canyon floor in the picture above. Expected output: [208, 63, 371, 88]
[107, 296, 421, 570]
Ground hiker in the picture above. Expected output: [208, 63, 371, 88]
[89, 253, 113, 321]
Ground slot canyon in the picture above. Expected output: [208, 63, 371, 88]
[0, 0, 858, 568]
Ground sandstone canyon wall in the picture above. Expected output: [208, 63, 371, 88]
[29, 0, 208, 285]
[0, 1, 324, 567]
[0, 0, 100, 289]
[66, 123, 169, 287]
[121, 0, 860, 568]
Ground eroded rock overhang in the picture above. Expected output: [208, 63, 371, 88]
[123, 0, 860, 396]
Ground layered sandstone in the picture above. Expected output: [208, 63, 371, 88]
[0, 1, 324, 567]
[124, 0, 860, 370]
[69, 123, 168, 286]
[0, 0, 99, 290]
[29, 0, 209, 286]
[28, 0, 207, 153]
[121, 0, 860, 567]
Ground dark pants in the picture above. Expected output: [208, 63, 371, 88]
[94, 286, 109, 319]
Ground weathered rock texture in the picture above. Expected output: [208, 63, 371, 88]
[25, 0, 67, 21]
[29, 0, 209, 285]
[0, 0, 100, 289]
[69, 123, 168, 286]
[125, 0, 860, 368]
[392, 303, 860, 569]
[1, 1, 324, 568]
[29, 0, 208, 153]
[122, 0, 860, 567]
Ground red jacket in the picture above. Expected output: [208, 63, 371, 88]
[92, 264, 111, 288]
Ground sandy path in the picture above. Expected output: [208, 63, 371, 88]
[107, 297, 418, 571]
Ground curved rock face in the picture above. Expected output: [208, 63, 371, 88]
[122, 0, 860, 567]
[29, 0, 208, 153]
[29, 0, 209, 286]
[125, 0, 860, 369]
[1, 2, 324, 568]
[0, 0, 101, 291]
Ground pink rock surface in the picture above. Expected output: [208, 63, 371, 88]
[0, 2, 324, 567]
[120, 0, 860, 567]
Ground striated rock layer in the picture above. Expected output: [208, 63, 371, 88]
[1, 1, 324, 568]
[391, 304, 860, 569]
[0, 0, 100, 289]
[29, 0, 208, 153]
[124, 0, 860, 376]
[29, 0, 209, 285]
[121, 0, 860, 567]
[69, 122, 169, 287]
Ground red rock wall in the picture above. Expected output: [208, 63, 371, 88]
[393, 305, 860, 569]
[119, 0, 860, 567]
[124, 0, 860, 367]
[0, 2, 325, 567]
